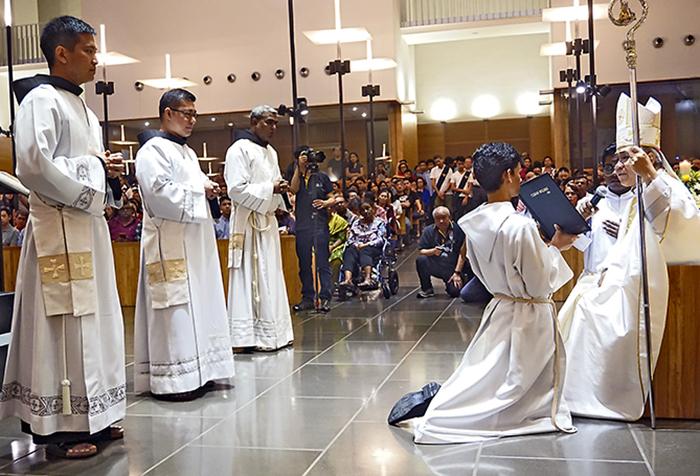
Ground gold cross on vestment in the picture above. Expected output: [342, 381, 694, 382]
[73, 255, 91, 278]
[44, 259, 66, 279]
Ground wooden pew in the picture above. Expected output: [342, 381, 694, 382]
[2, 235, 303, 308]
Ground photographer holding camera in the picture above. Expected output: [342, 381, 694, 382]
[416, 206, 468, 299]
[290, 146, 336, 312]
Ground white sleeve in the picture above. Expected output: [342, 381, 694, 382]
[225, 142, 276, 214]
[135, 142, 209, 223]
[15, 91, 107, 216]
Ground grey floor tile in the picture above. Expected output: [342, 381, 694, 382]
[413, 331, 472, 352]
[480, 420, 643, 461]
[233, 349, 317, 379]
[429, 316, 482, 334]
[633, 427, 700, 476]
[2, 415, 218, 476]
[313, 341, 415, 365]
[390, 296, 456, 313]
[0, 437, 39, 469]
[477, 457, 649, 476]
[127, 379, 277, 418]
[375, 311, 442, 326]
[355, 380, 425, 423]
[344, 324, 431, 342]
[305, 421, 479, 476]
[291, 331, 346, 352]
[389, 351, 463, 381]
[144, 446, 320, 476]
[195, 396, 364, 450]
[268, 363, 395, 398]
[294, 317, 370, 334]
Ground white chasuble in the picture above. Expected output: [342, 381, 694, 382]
[134, 135, 234, 395]
[558, 176, 674, 421]
[0, 81, 125, 435]
[224, 135, 293, 350]
[413, 202, 575, 444]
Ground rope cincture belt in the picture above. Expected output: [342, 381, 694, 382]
[248, 211, 273, 320]
[493, 293, 577, 435]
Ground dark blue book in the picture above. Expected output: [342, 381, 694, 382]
[519, 173, 590, 241]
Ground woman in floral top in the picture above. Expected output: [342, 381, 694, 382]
[340, 199, 386, 289]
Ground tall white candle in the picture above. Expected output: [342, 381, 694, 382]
[203, 142, 208, 157]
[100, 24, 107, 54]
[679, 160, 692, 176]
[4, 0, 11, 27]
[165, 54, 171, 80]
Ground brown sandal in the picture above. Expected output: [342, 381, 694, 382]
[45, 442, 98, 459]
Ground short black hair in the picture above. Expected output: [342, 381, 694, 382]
[601, 142, 617, 164]
[455, 155, 466, 163]
[347, 197, 362, 211]
[159, 89, 196, 119]
[220, 196, 232, 204]
[294, 145, 310, 159]
[40, 16, 96, 68]
[362, 191, 376, 203]
[472, 142, 523, 194]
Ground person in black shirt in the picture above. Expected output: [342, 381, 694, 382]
[416, 206, 468, 298]
[290, 146, 336, 312]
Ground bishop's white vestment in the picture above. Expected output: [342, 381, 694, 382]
[558, 175, 676, 420]
[134, 132, 235, 395]
[579, 189, 635, 274]
[413, 202, 575, 444]
[0, 77, 126, 436]
[224, 131, 293, 350]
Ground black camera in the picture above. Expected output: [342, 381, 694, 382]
[305, 149, 326, 164]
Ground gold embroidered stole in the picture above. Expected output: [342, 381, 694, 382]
[30, 192, 96, 317]
[142, 212, 189, 310]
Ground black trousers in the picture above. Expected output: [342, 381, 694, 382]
[416, 254, 462, 297]
[21, 420, 111, 445]
[342, 245, 382, 278]
[295, 227, 332, 301]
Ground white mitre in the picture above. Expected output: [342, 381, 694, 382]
[616, 93, 661, 151]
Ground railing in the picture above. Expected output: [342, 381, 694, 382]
[400, 0, 550, 27]
[0, 23, 47, 67]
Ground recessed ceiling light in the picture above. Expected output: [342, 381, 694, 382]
[361, 112, 367, 118]
[211, 117, 216, 122]
[227, 122, 234, 127]
[144, 121, 150, 126]
[352, 106, 358, 112]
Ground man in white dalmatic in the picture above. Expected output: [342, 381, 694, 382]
[0, 16, 126, 458]
[412, 142, 578, 444]
[134, 89, 234, 401]
[225, 106, 294, 352]
[559, 94, 700, 421]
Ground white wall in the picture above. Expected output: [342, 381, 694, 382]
[549, 0, 700, 87]
[80, 0, 401, 121]
[414, 33, 551, 123]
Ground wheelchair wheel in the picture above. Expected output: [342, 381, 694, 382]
[389, 269, 399, 295]
[382, 282, 392, 299]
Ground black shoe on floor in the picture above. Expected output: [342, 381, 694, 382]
[318, 299, 331, 313]
[387, 382, 441, 426]
[417, 288, 435, 299]
[293, 300, 315, 312]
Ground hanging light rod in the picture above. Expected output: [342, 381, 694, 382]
[138, 54, 197, 89]
[542, 4, 607, 22]
[303, 27, 370, 45]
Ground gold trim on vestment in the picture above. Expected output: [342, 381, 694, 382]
[145, 262, 166, 284]
[146, 259, 187, 285]
[68, 251, 93, 280]
[164, 258, 187, 281]
[38, 254, 70, 285]
[231, 234, 244, 250]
